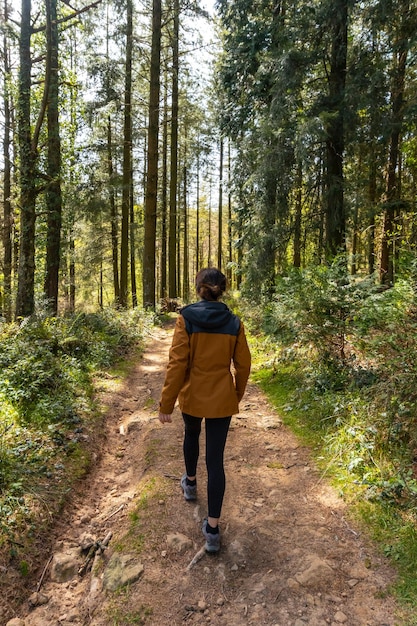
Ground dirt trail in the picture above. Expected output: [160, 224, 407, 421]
[8, 321, 401, 626]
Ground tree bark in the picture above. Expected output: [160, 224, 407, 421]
[16, 0, 39, 318]
[182, 137, 189, 301]
[107, 117, 120, 303]
[380, 18, 408, 285]
[130, 162, 137, 308]
[160, 67, 169, 299]
[217, 137, 224, 270]
[324, 0, 348, 258]
[142, 0, 161, 308]
[44, 0, 63, 316]
[196, 139, 200, 272]
[293, 161, 302, 268]
[168, 0, 179, 298]
[227, 141, 232, 286]
[120, 0, 133, 307]
[2, 0, 13, 321]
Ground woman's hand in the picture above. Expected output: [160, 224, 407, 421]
[158, 412, 172, 424]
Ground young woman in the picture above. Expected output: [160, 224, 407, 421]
[158, 268, 251, 552]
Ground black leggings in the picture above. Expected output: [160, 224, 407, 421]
[182, 413, 232, 519]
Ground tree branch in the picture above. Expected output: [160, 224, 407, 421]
[32, 0, 103, 34]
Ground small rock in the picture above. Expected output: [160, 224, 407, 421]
[287, 577, 301, 591]
[198, 600, 208, 612]
[215, 597, 224, 606]
[6, 620, 25, 626]
[348, 563, 369, 579]
[103, 554, 144, 592]
[294, 555, 334, 588]
[50, 548, 81, 583]
[334, 611, 348, 623]
[28, 592, 49, 607]
[325, 594, 343, 603]
[347, 578, 359, 587]
[78, 532, 96, 551]
[230, 564, 238, 571]
[166, 533, 192, 553]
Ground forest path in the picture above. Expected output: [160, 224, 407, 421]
[11, 319, 400, 626]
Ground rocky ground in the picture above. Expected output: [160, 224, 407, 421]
[3, 319, 405, 626]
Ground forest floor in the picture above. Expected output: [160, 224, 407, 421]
[3, 318, 409, 625]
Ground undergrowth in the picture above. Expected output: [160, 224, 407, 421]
[243, 261, 417, 614]
[0, 307, 155, 569]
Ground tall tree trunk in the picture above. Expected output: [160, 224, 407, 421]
[160, 67, 168, 299]
[380, 19, 408, 285]
[2, 0, 13, 321]
[227, 141, 232, 286]
[68, 33, 77, 313]
[351, 201, 359, 275]
[367, 151, 377, 275]
[16, 0, 46, 318]
[176, 189, 181, 296]
[69, 235, 75, 311]
[108, 117, 120, 303]
[208, 180, 212, 266]
[130, 167, 137, 308]
[168, 0, 179, 297]
[44, 0, 63, 316]
[183, 149, 189, 301]
[262, 165, 277, 295]
[120, 0, 133, 307]
[105, 5, 119, 305]
[196, 140, 200, 272]
[324, 0, 348, 258]
[217, 137, 224, 270]
[293, 161, 302, 268]
[142, 0, 161, 308]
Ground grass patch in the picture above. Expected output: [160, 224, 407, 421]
[356, 501, 417, 610]
[252, 364, 332, 448]
[0, 308, 154, 570]
[107, 588, 153, 625]
[251, 341, 417, 615]
[240, 268, 417, 618]
[115, 476, 169, 555]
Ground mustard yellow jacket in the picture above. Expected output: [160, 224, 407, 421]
[159, 300, 251, 418]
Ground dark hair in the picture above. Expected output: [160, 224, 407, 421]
[195, 268, 227, 301]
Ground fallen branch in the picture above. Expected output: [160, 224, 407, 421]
[78, 531, 113, 577]
[185, 545, 206, 571]
[103, 504, 125, 522]
[36, 555, 53, 592]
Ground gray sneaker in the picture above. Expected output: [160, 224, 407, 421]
[181, 474, 197, 501]
[202, 518, 220, 553]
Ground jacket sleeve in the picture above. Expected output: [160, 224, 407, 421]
[159, 315, 190, 414]
[233, 322, 251, 402]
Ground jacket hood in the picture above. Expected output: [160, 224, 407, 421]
[181, 300, 237, 331]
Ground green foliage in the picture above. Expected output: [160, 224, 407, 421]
[246, 258, 380, 362]
[249, 264, 417, 609]
[0, 308, 152, 554]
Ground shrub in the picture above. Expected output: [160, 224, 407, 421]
[0, 308, 152, 554]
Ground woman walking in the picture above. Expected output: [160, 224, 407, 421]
[159, 268, 251, 553]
